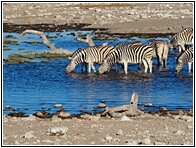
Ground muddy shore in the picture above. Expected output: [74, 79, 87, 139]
[3, 2, 194, 146]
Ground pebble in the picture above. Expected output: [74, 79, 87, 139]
[187, 125, 193, 129]
[5, 105, 11, 110]
[174, 130, 184, 135]
[97, 103, 106, 108]
[142, 137, 151, 145]
[120, 116, 131, 121]
[24, 131, 36, 139]
[144, 103, 152, 107]
[105, 135, 113, 141]
[47, 126, 68, 136]
[58, 112, 71, 118]
[54, 104, 62, 108]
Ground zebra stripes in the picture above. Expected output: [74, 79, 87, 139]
[65, 46, 116, 73]
[168, 27, 193, 52]
[175, 46, 193, 74]
[98, 44, 153, 74]
[149, 40, 169, 68]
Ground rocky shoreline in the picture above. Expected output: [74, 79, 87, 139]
[3, 108, 193, 145]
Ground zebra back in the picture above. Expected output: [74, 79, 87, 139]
[169, 27, 193, 46]
[105, 44, 153, 65]
[70, 46, 116, 65]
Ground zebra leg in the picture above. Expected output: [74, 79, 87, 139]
[142, 59, 148, 73]
[162, 58, 166, 68]
[188, 62, 192, 73]
[115, 63, 118, 72]
[123, 62, 128, 75]
[88, 62, 93, 73]
[91, 64, 96, 73]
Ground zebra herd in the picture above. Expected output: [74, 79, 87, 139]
[65, 27, 193, 75]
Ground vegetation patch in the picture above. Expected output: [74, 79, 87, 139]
[3, 40, 20, 45]
[5, 34, 14, 39]
[4, 51, 71, 64]
[3, 47, 11, 50]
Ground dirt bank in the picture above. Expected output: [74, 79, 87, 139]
[3, 2, 193, 35]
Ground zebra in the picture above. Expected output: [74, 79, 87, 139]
[175, 46, 193, 74]
[98, 44, 154, 75]
[65, 46, 117, 73]
[168, 27, 193, 52]
[68, 46, 89, 72]
[149, 40, 169, 68]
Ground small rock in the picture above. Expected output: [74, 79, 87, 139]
[80, 114, 90, 119]
[54, 104, 62, 108]
[144, 103, 152, 107]
[97, 103, 106, 108]
[120, 116, 131, 121]
[105, 136, 113, 141]
[58, 112, 71, 118]
[161, 107, 168, 111]
[24, 131, 36, 139]
[187, 125, 193, 129]
[47, 126, 68, 136]
[175, 130, 183, 135]
[5, 105, 11, 110]
[142, 137, 151, 145]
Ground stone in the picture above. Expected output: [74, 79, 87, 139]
[97, 103, 106, 108]
[105, 136, 113, 141]
[54, 104, 62, 108]
[120, 116, 131, 121]
[142, 137, 151, 145]
[144, 103, 152, 107]
[175, 130, 184, 135]
[187, 125, 193, 129]
[47, 126, 68, 136]
[24, 131, 36, 139]
[58, 112, 71, 118]
[5, 105, 11, 110]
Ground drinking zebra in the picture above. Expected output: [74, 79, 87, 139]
[168, 27, 193, 52]
[175, 46, 193, 74]
[98, 44, 154, 75]
[65, 46, 117, 73]
[149, 40, 169, 68]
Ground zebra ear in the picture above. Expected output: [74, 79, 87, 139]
[68, 57, 72, 60]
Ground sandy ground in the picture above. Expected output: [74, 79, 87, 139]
[2, 2, 194, 146]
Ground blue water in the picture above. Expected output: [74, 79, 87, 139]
[3, 30, 193, 116]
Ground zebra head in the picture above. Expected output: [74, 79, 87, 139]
[175, 58, 183, 74]
[98, 59, 110, 74]
[65, 59, 76, 73]
[168, 38, 175, 49]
